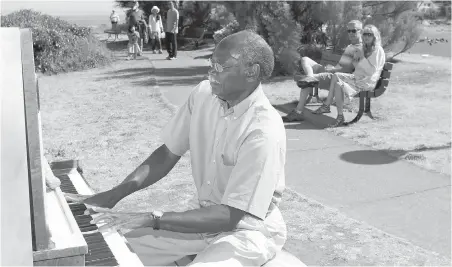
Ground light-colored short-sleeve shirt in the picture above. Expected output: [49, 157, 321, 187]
[354, 45, 386, 91]
[161, 80, 287, 240]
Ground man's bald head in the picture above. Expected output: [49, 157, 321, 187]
[216, 30, 274, 79]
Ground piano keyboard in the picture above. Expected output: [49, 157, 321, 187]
[52, 163, 143, 267]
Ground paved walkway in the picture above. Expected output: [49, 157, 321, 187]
[143, 49, 451, 258]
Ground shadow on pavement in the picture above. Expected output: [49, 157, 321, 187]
[273, 101, 335, 129]
[340, 150, 399, 165]
[284, 122, 321, 130]
[340, 143, 451, 165]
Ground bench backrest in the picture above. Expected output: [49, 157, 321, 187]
[372, 62, 393, 98]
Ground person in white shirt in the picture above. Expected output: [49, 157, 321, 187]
[65, 30, 295, 267]
[109, 10, 120, 39]
[313, 24, 386, 127]
[148, 6, 164, 54]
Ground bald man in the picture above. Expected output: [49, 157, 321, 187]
[65, 30, 288, 266]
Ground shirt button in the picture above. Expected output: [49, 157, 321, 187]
[213, 160, 216, 164]
[207, 181, 211, 185]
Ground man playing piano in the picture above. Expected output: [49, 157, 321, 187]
[66, 30, 288, 267]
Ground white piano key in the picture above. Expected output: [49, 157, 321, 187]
[67, 171, 144, 267]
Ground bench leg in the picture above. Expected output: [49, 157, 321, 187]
[364, 97, 376, 120]
[344, 94, 365, 125]
[306, 85, 320, 105]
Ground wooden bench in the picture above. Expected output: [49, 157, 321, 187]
[178, 27, 207, 49]
[305, 51, 394, 125]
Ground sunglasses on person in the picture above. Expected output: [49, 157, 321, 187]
[363, 32, 374, 37]
[347, 29, 359, 34]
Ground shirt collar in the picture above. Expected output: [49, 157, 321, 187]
[215, 84, 265, 118]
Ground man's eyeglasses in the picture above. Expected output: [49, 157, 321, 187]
[347, 29, 359, 34]
[208, 58, 237, 73]
[363, 32, 373, 37]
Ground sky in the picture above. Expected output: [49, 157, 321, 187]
[1, 0, 122, 16]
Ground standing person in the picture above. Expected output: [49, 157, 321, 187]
[110, 10, 120, 30]
[127, 0, 147, 55]
[127, 25, 141, 60]
[148, 6, 164, 54]
[65, 30, 291, 267]
[313, 25, 385, 127]
[110, 10, 120, 40]
[165, 1, 179, 60]
[282, 20, 363, 122]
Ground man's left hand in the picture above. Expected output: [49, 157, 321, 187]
[87, 207, 154, 232]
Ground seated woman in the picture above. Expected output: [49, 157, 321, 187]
[313, 24, 386, 127]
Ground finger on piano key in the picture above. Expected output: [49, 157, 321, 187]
[64, 192, 91, 203]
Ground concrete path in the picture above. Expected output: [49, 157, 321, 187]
[143, 49, 451, 258]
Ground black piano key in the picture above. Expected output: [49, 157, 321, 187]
[85, 249, 116, 262]
[59, 174, 120, 266]
[86, 256, 118, 266]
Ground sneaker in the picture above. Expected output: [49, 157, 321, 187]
[282, 109, 305, 122]
[313, 104, 331, 114]
[166, 56, 172, 60]
[296, 76, 319, 88]
[158, 50, 163, 54]
[153, 50, 157, 54]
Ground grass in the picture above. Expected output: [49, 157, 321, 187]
[264, 52, 451, 176]
[39, 44, 450, 265]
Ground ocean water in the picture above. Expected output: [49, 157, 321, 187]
[60, 14, 126, 29]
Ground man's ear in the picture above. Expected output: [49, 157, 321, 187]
[245, 64, 260, 81]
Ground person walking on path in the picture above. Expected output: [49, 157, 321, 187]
[65, 30, 290, 267]
[312, 24, 385, 127]
[148, 6, 164, 54]
[282, 20, 363, 122]
[165, 1, 179, 60]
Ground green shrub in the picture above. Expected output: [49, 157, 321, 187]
[1, 9, 113, 74]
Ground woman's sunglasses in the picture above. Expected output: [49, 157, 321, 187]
[363, 32, 374, 37]
[347, 29, 358, 33]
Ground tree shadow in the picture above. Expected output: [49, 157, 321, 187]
[193, 53, 212, 60]
[153, 66, 210, 77]
[134, 76, 205, 87]
[340, 143, 452, 165]
[95, 67, 155, 81]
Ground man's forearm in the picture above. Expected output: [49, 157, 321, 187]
[159, 205, 243, 233]
[111, 144, 181, 201]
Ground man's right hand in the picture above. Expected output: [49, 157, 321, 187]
[65, 190, 119, 209]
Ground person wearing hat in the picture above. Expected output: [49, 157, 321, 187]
[148, 6, 164, 54]
[282, 20, 363, 123]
